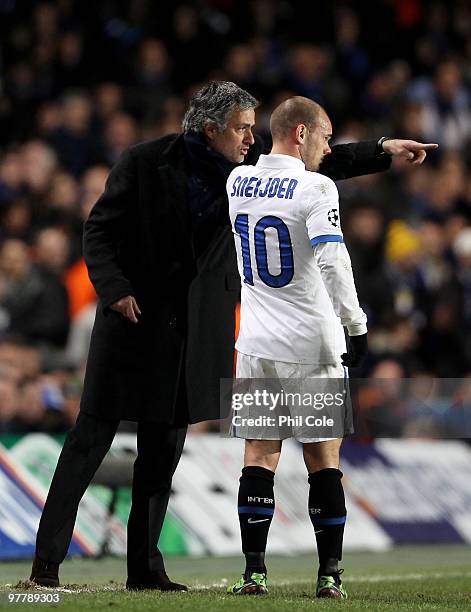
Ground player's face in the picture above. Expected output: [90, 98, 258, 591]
[302, 115, 332, 172]
[206, 109, 256, 163]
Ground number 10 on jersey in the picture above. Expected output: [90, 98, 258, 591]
[234, 214, 294, 289]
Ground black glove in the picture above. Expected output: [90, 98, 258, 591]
[341, 332, 368, 368]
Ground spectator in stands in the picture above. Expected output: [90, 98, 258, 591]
[0, 237, 69, 349]
[21, 140, 58, 199]
[47, 91, 99, 176]
[407, 58, 471, 149]
[359, 357, 408, 438]
[0, 379, 19, 433]
[10, 378, 64, 433]
[102, 112, 138, 166]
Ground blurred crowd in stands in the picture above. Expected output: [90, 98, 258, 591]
[0, 0, 470, 437]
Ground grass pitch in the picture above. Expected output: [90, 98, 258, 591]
[1, 545, 470, 611]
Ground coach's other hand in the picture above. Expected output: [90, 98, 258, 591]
[110, 295, 141, 323]
[341, 333, 368, 368]
[382, 139, 439, 165]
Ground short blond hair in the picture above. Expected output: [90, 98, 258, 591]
[270, 96, 327, 141]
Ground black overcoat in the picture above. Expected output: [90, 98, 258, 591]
[80, 134, 390, 424]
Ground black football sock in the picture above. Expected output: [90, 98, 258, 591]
[308, 468, 346, 576]
[238, 465, 275, 574]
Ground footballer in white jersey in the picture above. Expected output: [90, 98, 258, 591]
[227, 153, 367, 366]
[226, 98, 367, 601]
[226, 96, 436, 600]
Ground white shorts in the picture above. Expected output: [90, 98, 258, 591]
[232, 352, 350, 443]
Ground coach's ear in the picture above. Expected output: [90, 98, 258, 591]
[204, 122, 219, 141]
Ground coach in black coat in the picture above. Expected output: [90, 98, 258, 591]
[30, 82, 434, 590]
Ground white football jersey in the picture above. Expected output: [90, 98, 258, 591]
[227, 153, 367, 364]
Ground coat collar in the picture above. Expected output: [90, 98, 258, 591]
[159, 132, 265, 169]
[160, 133, 186, 169]
[157, 135, 192, 247]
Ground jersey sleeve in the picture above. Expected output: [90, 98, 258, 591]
[304, 177, 344, 247]
[313, 241, 368, 336]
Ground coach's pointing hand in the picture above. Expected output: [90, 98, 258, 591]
[382, 139, 439, 166]
[111, 295, 141, 323]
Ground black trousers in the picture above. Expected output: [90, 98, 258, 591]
[35, 412, 187, 578]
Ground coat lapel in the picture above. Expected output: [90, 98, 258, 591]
[157, 135, 193, 249]
[157, 164, 191, 241]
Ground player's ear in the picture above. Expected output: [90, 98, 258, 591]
[295, 124, 306, 145]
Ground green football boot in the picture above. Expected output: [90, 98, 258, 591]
[227, 571, 268, 595]
[316, 570, 347, 599]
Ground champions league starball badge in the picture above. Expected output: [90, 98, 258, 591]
[327, 208, 339, 228]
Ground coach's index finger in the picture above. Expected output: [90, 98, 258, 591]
[413, 142, 439, 150]
[127, 297, 141, 323]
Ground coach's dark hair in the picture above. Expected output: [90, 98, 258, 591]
[270, 96, 327, 141]
[182, 81, 259, 134]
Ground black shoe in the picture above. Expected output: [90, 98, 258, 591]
[126, 569, 188, 591]
[29, 556, 60, 587]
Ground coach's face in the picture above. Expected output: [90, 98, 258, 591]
[205, 109, 256, 163]
[302, 113, 332, 172]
